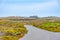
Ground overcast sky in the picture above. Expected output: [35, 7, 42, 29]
[0, 0, 60, 17]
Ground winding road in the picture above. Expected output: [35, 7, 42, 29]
[20, 25, 60, 40]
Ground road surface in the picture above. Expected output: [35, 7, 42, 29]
[20, 25, 60, 40]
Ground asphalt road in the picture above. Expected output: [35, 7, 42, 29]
[20, 25, 60, 40]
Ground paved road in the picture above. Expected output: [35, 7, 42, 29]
[20, 25, 60, 40]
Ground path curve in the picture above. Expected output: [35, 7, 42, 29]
[20, 25, 60, 40]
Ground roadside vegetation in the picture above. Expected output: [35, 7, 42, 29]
[0, 16, 60, 40]
[0, 20, 28, 40]
[28, 20, 60, 32]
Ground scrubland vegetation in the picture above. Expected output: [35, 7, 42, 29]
[0, 20, 28, 40]
[28, 19, 60, 32]
[0, 16, 60, 40]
